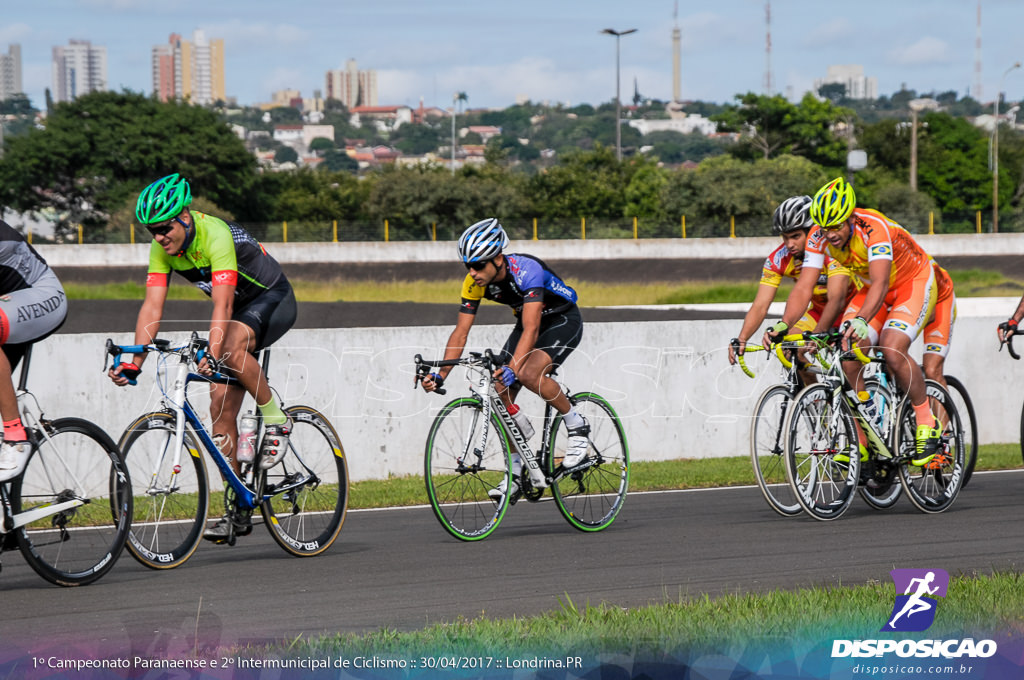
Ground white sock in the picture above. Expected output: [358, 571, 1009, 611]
[562, 409, 584, 430]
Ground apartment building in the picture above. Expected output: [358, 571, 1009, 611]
[152, 30, 225, 105]
[52, 40, 107, 103]
[0, 44, 22, 100]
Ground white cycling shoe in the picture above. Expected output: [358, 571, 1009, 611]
[0, 441, 31, 483]
[487, 476, 520, 500]
[561, 421, 591, 468]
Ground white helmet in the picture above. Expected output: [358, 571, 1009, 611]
[772, 195, 814, 235]
[458, 218, 509, 263]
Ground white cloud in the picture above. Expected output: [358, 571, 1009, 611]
[889, 37, 951, 66]
[0, 23, 32, 44]
[202, 19, 310, 49]
[801, 18, 854, 48]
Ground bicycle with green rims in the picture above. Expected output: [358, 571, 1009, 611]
[783, 330, 966, 521]
[1, 345, 132, 586]
[106, 334, 348, 568]
[414, 351, 629, 541]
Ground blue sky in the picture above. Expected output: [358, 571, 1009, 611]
[4, 0, 1024, 111]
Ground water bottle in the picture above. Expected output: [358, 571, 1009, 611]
[507, 403, 535, 440]
[236, 412, 258, 464]
[857, 391, 882, 432]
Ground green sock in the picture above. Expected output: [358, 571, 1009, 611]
[258, 396, 287, 426]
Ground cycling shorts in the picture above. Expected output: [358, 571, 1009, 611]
[842, 264, 936, 344]
[499, 306, 582, 369]
[791, 299, 844, 333]
[923, 266, 956, 358]
[0, 269, 67, 368]
[233, 277, 296, 352]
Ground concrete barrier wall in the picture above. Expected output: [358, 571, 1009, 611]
[33, 233, 1024, 267]
[35, 316, 1014, 482]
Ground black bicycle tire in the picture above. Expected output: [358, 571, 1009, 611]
[118, 410, 208, 569]
[546, 392, 629, 532]
[750, 384, 802, 517]
[942, 375, 977, 487]
[784, 383, 860, 521]
[12, 417, 132, 586]
[424, 397, 511, 541]
[259, 405, 349, 557]
[895, 380, 966, 514]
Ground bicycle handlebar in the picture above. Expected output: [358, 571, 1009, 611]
[413, 350, 504, 395]
[1000, 330, 1020, 360]
[105, 333, 228, 384]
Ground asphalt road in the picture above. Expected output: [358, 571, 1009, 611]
[0, 470, 1020, 658]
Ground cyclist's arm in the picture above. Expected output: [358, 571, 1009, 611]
[508, 300, 543, 374]
[998, 293, 1024, 341]
[437, 312, 476, 380]
[131, 282, 169, 368]
[853, 259, 892, 325]
[814, 273, 852, 333]
[730, 283, 777, 364]
[776, 264, 821, 331]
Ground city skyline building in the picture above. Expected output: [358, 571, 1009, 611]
[813, 64, 878, 100]
[325, 59, 377, 108]
[151, 29, 225, 105]
[52, 39, 107, 103]
[0, 44, 22, 101]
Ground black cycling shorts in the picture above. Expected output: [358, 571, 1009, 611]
[499, 306, 582, 370]
[233, 277, 297, 352]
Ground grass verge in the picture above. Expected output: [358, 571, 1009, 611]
[253, 571, 1024, 659]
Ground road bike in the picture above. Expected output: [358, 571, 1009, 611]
[106, 334, 348, 568]
[734, 336, 813, 517]
[783, 330, 966, 521]
[414, 351, 628, 541]
[1, 344, 131, 586]
[737, 335, 903, 515]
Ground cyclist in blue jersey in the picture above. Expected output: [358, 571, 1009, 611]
[107, 174, 297, 542]
[419, 218, 589, 500]
[0, 220, 67, 482]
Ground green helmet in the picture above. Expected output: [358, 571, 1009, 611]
[135, 174, 192, 225]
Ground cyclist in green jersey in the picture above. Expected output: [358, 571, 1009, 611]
[108, 174, 297, 542]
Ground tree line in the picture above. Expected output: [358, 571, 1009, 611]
[0, 89, 1022, 239]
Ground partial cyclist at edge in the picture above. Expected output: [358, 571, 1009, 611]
[418, 218, 589, 500]
[0, 220, 68, 482]
[765, 177, 944, 467]
[728, 195, 855, 383]
[107, 173, 297, 542]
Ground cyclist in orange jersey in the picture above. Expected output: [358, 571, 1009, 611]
[922, 262, 956, 387]
[728, 195, 855, 384]
[763, 177, 942, 466]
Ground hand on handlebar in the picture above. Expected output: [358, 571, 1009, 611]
[728, 338, 743, 365]
[419, 371, 445, 393]
[108, 362, 140, 387]
[762, 321, 788, 350]
[998, 319, 1020, 359]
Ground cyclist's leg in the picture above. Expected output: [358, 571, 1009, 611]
[0, 273, 67, 478]
[509, 308, 583, 416]
[921, 271, 955, 388]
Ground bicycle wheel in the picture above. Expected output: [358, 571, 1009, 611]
[548, 393, 629, 531]
[118, 411, 208, 569]
[895, 381, 966, 513]
[11, 418, 132, 586]
[424, 397, 511, 541]
[784, 383, 859, 521]
[259, 405, 348, 557]
[857, 377, 903, 510]
[750, 385, 801, 516]
[943, 375, 978, 487]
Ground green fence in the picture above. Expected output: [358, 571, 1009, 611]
[28, 210, 1024, 245]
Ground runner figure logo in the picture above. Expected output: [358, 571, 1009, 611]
[881, 568, 949, 632]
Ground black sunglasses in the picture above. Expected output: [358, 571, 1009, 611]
[146, 215, 189, 238]
[465, 260, 490, 271]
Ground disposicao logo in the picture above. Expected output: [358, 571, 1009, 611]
[882, 568, 948, 632]
[831, 568, 998, 660]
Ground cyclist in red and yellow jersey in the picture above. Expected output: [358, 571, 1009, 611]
[765, 177, 942, 465]
[728, 195, 855, 380]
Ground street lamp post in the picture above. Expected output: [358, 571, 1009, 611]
[908, 98, 938, 191]
[993, 61, 1021, 233]
[601, 28, 637, 162]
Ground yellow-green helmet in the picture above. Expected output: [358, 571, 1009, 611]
[810, 177, 856, 227]
[136, 174, 192, 225]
